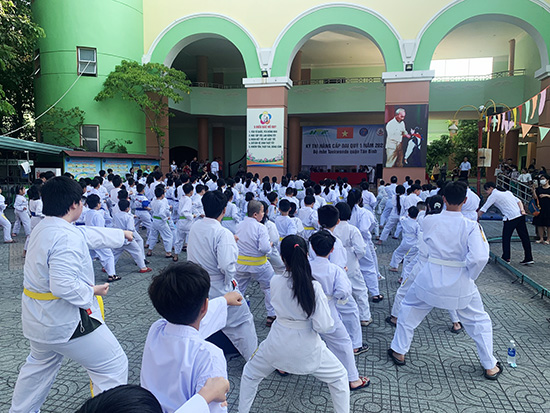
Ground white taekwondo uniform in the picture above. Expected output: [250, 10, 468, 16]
[380, 193, 403, 241]
[112, 210, 146, 269]
[13, 193, 31, 236]
[297, 206, 319, 240]
[274, 215, 297, 241]
[10, 218, 127, 413]
[264, 219, 285, 275]
[0, 193, 13, 242]
[389, 216, 419, 270]
[391, 210, 497, 369]
[221, 201, 240, 234]
[239, 272, 349, 413]
[187, 218, 257, 360]
[310, 256, 360, 383]
[380, 183, 397, 226]
[334, 220, 371, 322]
[85, 208, 117, 277]
[141, 297, 229, 413]
[134, 193, 152, 236]
[235, 217, 275, 318]
[462, 187, 480, 221]
[174, 195, 194, 255]
[147, 197, 173, 253]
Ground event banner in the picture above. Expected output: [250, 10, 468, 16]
[301, 125, 385, 167]
[102, 159, 132, 177]
[64, 157, 101, 180]
[246, 108, 284, 168]
[384, 104, 429, 168]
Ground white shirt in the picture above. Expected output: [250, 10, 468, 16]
[460, 161, 471, 171]
[362, 190, 377, 211]
[385, 117, 407, 150]
[141, 297, 228, 413]
[462, 188, 480, 221]
[22, 217, 124, 343]
[274, 215, 297, 239]
[210, 161, 219, 174]
[333, 221, 366, 275]
[235, 217, 271, 257]
[151, 198, 171, 221]
[479, 189, 522, 221]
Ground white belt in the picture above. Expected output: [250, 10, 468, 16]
[276, 318, 312, 329]
[428, 257, 467, 268]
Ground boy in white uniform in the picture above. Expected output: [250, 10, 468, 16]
[297, 195, 319, 240]
[134, 183, 152, 237]
[388, 181, 503, 380]
[173, 183, 194, 261]
[147, 185, 174, 259]
[141, 262, 242, 413]
[235, 200, 276, 326]
[10, 177, 131, 413]
[389, 206, 420, 272]
[274, 199, 297, 240]
[0, 187, 14, 243]
[187, 191, 258, 360]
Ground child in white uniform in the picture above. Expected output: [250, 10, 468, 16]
[134, 183, 152, 239]
[0, 187, 14, 243]
[173, 183, 194, 261]
[379, 185, 405, 242]
[239, 235, 351, 413]
[147, 185, 174, 259]
[297, 195, 319, 240]
[274, 199, 297, 241]
[389, 206, 420, 272]
[187, 191, 258, 360]
[221, 189, 240, 234]
[13, 186, 31, 239]
[389, 181, 502, 380]
[141, 261, 243, 413]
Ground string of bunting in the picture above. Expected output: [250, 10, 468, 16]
[485, 85, 550, 144]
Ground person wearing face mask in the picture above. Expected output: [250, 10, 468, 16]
[532, 174, 550, 244]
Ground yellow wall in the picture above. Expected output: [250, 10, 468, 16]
[144, 0, 452, 54]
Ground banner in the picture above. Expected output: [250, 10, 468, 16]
[64, 156, 101, 180]
[246, 108, 284, 168]
[102, 159, 132, 177]
[301, 125, 385, 168]
[384, 104, 429, 168]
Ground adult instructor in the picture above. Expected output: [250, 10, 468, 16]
[385, 108, 410, 168]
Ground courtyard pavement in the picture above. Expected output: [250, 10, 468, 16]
[1, 209, 550, 412]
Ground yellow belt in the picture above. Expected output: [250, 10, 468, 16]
[237, 255, 268, 266]
[304, 226, 315, 230]
[327, 202, 333, 205]
[23, 288, 59, 300]
[279, 237, 284, 241]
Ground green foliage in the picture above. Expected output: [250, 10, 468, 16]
[101, 138, 133, 154]
[427, 120, 479, 171]
[0, 0, 45, 133]
[95, 60, 191, 160]
[36, 106, 85, 148]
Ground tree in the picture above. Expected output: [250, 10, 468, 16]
[101, 138, 133, 153]
[0, 0, 45, 136]
[36, 106, 85, 148]
[95, 60, 191, 162]
[426, 134, 453, 171]
[451, 120, 479, 169]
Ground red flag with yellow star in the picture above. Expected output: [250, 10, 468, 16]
[336, 127, 353, 139]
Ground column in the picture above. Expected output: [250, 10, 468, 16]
[196, 56, 208, 84]
[197, 117, 209, 162]
[212, 126, 226, 176]
[536, 76, 550, 166]
[290, 51, 302, 84]
[486, 130, 501, 179]
[382, 71, 434, 183]
[503, 129, 519, 165]
[288, 116, 302, 175]
[244, 77, 292, 180]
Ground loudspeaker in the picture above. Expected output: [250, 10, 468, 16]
[375, 163, 384, 179]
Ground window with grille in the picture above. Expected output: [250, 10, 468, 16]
[81, 125, 99, 151]
[77, 47, 97, 76]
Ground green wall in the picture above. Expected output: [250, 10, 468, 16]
[32, 0, 146, 153]
[515, 34, 542, 100]
[309, 66, 385, 80]
[170, 87, 247, 116]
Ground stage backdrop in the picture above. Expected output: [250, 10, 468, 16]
[302, 125, 385, 168]
[384, 104, 429, 168]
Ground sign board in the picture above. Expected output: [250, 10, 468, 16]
[246, 108, 284, 168]
[301, 125, 385, 168]
[133, 159, 160, 172]
[35, 167, 61, 179]
[102, 159, 132, 177]
[64, 157, 101, 180]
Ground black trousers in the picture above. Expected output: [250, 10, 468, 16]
[502, 216, 533, 261]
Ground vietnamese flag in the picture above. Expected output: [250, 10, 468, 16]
[337, 127, 354, 139]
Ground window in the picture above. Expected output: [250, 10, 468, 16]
[81, 125, 99, 151]
[430, 57, 493, 79]
[33, 49, 41, 77]
[77, 47, 97, 76]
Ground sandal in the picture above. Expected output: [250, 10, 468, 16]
[385, 316, 397, 327]
[372, 294, 384, 303]
[450, 322, 463, 334]
[389, 267, 399, 272]
[172, 255, 179, 262]
[266, 316, 276, 327]
[354, 344, 370, 356]
[108, 275, 121, 282]
[146, 250, 152, 257]
[276, 369, 289, 377]
[536, 239, 543, 244]
[350, 376, 370, 391]
[387, 348, 406, 366]
[165, 254, 173, 259]
[484, 361, 503, 380]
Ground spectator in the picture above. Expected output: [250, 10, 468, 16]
[532, 174, 550, 244]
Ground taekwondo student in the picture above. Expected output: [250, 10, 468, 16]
[10, 177, 132, 413]
[388, 181, 503, 380]
[147, 185, 174, 259]
[0, 186, 14, 243]
[187, 190, 258, 360]
[235, 200, 276, 327]
[173, 183, 194, 262]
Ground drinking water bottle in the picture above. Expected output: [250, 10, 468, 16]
[507, 340, 517, 368]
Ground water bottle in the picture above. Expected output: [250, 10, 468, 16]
[245, 294, 250, 307]
[507, 340, 517, 368]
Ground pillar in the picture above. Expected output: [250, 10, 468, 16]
[527, 142, 537, 167]
[536, 77, 550, 167]
[382, 71, 434, 183]
[486, 130, 501, 179]
[196, 56, 208, 84]
[212, 126, 225, 176]
[290, 51, 302, 84]
[508, 39, 515, 76]
[503, 129, 519, 165]
[288, 117, 302, 175]
[243, 77, 292, 180]
[197, 117, 209, 162]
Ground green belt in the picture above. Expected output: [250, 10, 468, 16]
[179, 216, 187, 220]
[153, 216, 162, 220]
[222, 217, 233, 221]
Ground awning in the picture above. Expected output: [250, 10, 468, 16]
[0, 135, 73, 155]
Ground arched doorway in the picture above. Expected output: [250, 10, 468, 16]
[170, 145, 198, 168]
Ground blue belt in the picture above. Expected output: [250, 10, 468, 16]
[30, 212, 36, 217]
[75, 222, 85, 226]
[136, 208, 147, 211]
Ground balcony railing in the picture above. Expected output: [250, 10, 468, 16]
[432, 69, 526, 83]
[294, 77, 383, 86]
[190, 82, 244, 89]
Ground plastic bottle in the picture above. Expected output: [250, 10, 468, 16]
[507, 340, 517, 368]
[245, 294, 250, 307]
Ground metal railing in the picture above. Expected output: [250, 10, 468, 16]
[432, 69, 526, 83]
[190, 82, 244, 89]
[496, 173, 533, 204]
[294, 76, 383, 86]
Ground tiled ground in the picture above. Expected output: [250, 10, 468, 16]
[1, 209, 549, 412]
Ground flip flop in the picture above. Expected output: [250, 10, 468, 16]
[385, 316, 397, 327]
[266, 316, 276, 327]
[484, 361, 503, 380]
[107, 275, 121, 282]
[387, 348, 406, 366]
[146, 251, 153, 257]
[354, 344, 370, 356]
[276, 370, 289, 377]
[450, 322, 463, 334]
[372, 294, 384, 303]
[350, 376, 370, 391]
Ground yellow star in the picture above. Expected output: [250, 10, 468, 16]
[342, 130, 348, 137]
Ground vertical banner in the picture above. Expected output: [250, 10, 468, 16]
[246, 108, 284, 168]
[384, 104, 429, 168]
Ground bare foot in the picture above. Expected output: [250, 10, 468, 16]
[452, 322, 462, 331]
[486, 365, 499, 376]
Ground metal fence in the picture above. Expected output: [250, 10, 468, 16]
[293, 77, 383, 86]
[432, 69, 526, 83]
[496, 173, 533, 204]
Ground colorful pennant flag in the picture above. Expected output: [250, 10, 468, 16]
[521, 123, 533, 137]
[525, 100, 531, 123]
[539, 89, 547, 116]
[531, 95, 538, 120]
[539, 126, 550, 142]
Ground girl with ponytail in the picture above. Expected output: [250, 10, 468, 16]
[239, 235, 351, 413]
[378, 184, 405, 243]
